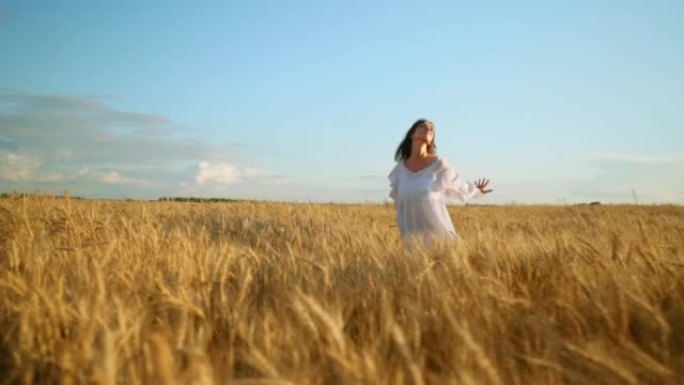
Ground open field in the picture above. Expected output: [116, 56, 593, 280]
[1, 195, 683, 385]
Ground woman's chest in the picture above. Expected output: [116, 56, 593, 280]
[398, 170, 438, 193]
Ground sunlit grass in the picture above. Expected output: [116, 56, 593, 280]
[1, 194, 683, 384]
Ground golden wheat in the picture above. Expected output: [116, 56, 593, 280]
[0, 194, 683, 384]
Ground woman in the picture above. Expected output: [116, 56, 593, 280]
[388, 119, 492, 246]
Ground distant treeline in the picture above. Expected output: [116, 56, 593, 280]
[0, 192, 85, 200]
[0, 193, 239, 203]
[1, 193, 608, 206]
[158, 197, 241, 203]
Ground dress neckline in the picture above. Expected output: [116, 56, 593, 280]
[402, 157, 440, 174]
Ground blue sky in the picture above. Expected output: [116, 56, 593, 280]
[1, 0, 683, 203]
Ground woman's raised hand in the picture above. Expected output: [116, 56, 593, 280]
[475, 178, 493, 194]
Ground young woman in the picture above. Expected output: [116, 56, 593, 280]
[388, 119, 492, 246]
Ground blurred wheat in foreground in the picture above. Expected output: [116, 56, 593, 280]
[0, 195, 683, 385]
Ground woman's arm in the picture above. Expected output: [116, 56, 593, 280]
[439, 162, 492, 202]
[388, 163, 400, 202]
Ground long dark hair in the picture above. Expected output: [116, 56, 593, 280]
[394, 119, 437, 161]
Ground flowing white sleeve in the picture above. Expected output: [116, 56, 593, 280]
[438, 163, 482, 203]
[388, 163, 400, 201]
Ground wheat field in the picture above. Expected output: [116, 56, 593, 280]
[0, 195, 683, 385]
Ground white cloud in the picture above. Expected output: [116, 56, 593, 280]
[0, 93, 270, 198]
[0, 151, 39, 181]
[195, 161, 274, 186]
[196, 162, 241, 185]
[96, 170, 148, 185]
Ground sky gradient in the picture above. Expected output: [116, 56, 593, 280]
[1, 0, 683, 203]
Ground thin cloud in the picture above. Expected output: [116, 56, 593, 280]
[196, 162, 241, 185]
[584, 152, 684, 165]
[351, 174, 389, 182]
[576, 152, 684, 203]
[0, 151, 38, 181]
[195, 161, 282, 186]
[0, 136, 17, 150]
[35, 168, 149, 186]
[0, 92, 271, 198]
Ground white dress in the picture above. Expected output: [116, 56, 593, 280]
[388, 157, 482, 243]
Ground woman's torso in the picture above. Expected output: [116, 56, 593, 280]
[393, 157, 456, 239]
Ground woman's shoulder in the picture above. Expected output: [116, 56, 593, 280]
[388, 160, 402, 177]
[434, 157, 453, 170]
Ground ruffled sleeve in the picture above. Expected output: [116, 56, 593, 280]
[388, 162, 400, 201]
[436, 160, 482, 203]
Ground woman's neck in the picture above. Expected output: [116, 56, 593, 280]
[410, 142, 430, 159]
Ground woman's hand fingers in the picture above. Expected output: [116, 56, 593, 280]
[476, 178, 492, 194]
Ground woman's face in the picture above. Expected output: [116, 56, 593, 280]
[411, 122, 434, 145]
